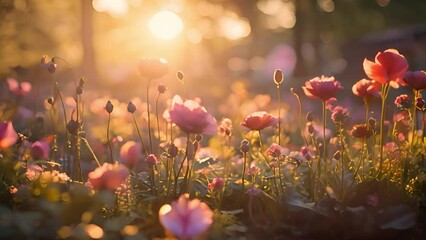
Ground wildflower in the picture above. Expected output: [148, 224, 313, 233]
[241, 111, 279, 132]
[30, 140, 50, 160]
[168, 95, 217, 135]
[273, 69, 284, 86]
[331, 106, 350, 125]
[87, 163, 130, 190]
[394, 94, 411, 109]
[159, 194, 213, 239]
[302, 75, 343, 101]
[0, 121, 18, 150]
[350, 124, 372, 138]
[401, 70, 426, 91]
[266, 143, 288, 158]
[352, 79, 381, 100]
[6, 78, 31, 96]
[26, 164, 43, 181]
[138, 57, 169, 79]
[363, 49, 408, 85]
[145, 154, 159, 165]
[119, 141, 142, 167]
[208, 177, 224, 191]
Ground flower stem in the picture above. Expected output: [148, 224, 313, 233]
[294, 91, 308, 146]
[132, 113, 148, 154]
[277, 86, 281, 145]
[175, 133, 190, 195]
[146, 78, 153, 153]
[378, 83, 390, 178]
[322, 100, 328, 186]
[156, 93, 161, 146]
[242, 152, 247, 193]
[107, 113, 113, 163]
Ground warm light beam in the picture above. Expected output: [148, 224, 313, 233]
[148, 11, 184, 40]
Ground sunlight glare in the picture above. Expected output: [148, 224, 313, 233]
[149, 11, 184, 40]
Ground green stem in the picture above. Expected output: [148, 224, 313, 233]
[107, 113, 113, 163]
[277, 86, 281, 145]
[132, 113, 148, 154]
[174, 133, 190, 195]
[146, 78, 153, 153]
[322, 101, 328, 186]
[378, 83, 390, 178]
[242, 152, 247, 193]
[81, 137, 101, 167]
[156, 93, 161, 146]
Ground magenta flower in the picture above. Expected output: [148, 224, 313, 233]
[87, 163, 129, 190]
[7, 78, 32, 96]
[331, 106, 350, 125]
[241, 111, 279, 132]
[119, 141, 142, 167]
[168, 95, 217, 135]
[266, 143, 288, 158]
[208, 177, 224, 191]
[401, 71, 426, 91]
[159, 194, 213, 239]
[30, 140, 50, 160]
[363, 49, 408, 85]
[302, 75, 343, 101]
[352, 78, 381, 100]
[145, 154, 159, 165]
[0, 121, 18, 150]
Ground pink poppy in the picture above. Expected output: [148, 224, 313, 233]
[352, 79, 381, 99]
[30, 140, 50, 160]
[159, 194, 213, 239]
[7, 78, 32, 96]
[87, 163, 129, 190]
[0, 121, 18, 150]
[401, 71, 426, 91]
[302, 75, 343, 101]
[168, 95, 217, 135]
[240, 111, 279, 132]
[119, 141, 142, 167]
[363, 49, 408, 85]
[138, 58, 169, 79]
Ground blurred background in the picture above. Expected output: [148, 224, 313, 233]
[1, 0, 426, 116]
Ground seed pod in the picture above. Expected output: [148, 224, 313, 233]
[105, 101, 114, 113]
[127, 101, 136, 113]
[273, 69, 283, 86]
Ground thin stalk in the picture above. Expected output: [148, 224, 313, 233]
[277, 85, 281, 145]
[132, 113, 148, 154]
[107, 113, 113, 163]
[156, 93, 161, 146]
[81, 137, 101, 167]
[322, 101, 328, 186]
[403, 90, 418, 186]
[54, 82, 70, 174]
[258, 130, 264, 151]
[294, 92, 308, 146]
[242, 152, 248, 193]
[378, 83, 390, 177]
[277, 155, 284, 199]
[174, 133, 190, 195]
[146, 78, 153, 153]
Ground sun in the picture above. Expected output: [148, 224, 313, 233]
[148, 10, 184, 40]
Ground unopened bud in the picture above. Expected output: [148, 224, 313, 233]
[177, 71, 184, 81]
[273, 69, 283, 86]
[127, 101, 136, 113]
[240, 144, 250, 153]
[416, 97, 425, 110]
[79, 78, 85, 87]
[168, 143, 178, 157]
[67, 119, 79, 135]
[145, 154, 158, 165]
[333, 151, 341, 160]
[241, 139, 249, 146]
[47, 97, 54, 105]
[306, 112, 313, 122]
[105, 101, 114, 113]
[307, 122, 314, 135]
[48, 62, 57, 73]
[158, 84, 167, 94]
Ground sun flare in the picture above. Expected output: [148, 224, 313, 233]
[148, 10, 184, 40]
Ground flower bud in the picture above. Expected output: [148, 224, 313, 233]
[105, 101, 114, 114]
[76, 86, 83, 95]
[79, 78, 85, 87]
[48, 62, 57, 73]
[306, 112, 313, 122]
[47, 97, 54, 105]
[127, 101, 136, 113]
[67, 119, 80, 135]
[240, 143, 250, 153]
[177, 71, 184, 81]
[368, 117, 376, 129]
[273, 69, 283, 86]
[168, 143, 178, 157]
[416, 97, 425, 110]
[306, 122, 314, 135]
[333, 151, 341, 160]
[158, 84, 167, 94]
[145, 154, 158, 165]
[241, 139, 249, 146]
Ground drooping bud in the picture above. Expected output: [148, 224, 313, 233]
[306, 112, 313, 122]
[273, 69, 283, 86]
[105, 101, 114, 114]
[168, 143, 178, 157]
[127, 101, 136, 113]
[48, 62, 57, 73]
[67, 119, 80, 135]
[158, 84, 167, 94]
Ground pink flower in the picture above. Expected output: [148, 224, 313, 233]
[145, 154, 159, 165]
[241, 111, 279, 132]
[7, 78, 31, 96]
[401, 71, 426, 91]
[266, 143, 288, 158]
[87, 163, 130, 190]
[208, 177, 224, 191]
[119, 141, 142, 167]
[30, 140, 50, 160]
[138, 58, 169, 79]
[363, 49, 408, 85]
[302, 75, 343, 101]
[0, 121, 18, 150]
[331, 106, 350, 124]
[168, 95, 217, 135]
[394, 94, 411, 108]
[159, 194, 213, 239]
[352, 79, 381, 99]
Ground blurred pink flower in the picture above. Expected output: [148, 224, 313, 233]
[30, 140, 50, 160]
[352, 79, 381, 100]
[88, 163, 129, 190]
[394, 94, 411, 108]
[7, 78, 31, 96]
[350, 124, 372, 139]
[302, 75, 343, 101]
[241, 111, 279, 132]
[145, 154, 159, 165]
[401, 70, 426, 91]
[159, 193, 213, 239]
[168, 95, 217, 135]
[208, 177, 224, 191]
[266, 143, 288, 158]
[138, 58, 169, 79]
[363, 49, 408, 85]
[0, 121, 18, 150]
[26, 164, 43, 181]
[119, 141, 142, 167]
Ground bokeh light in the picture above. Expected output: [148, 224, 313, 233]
[148, 10, 184, 40]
